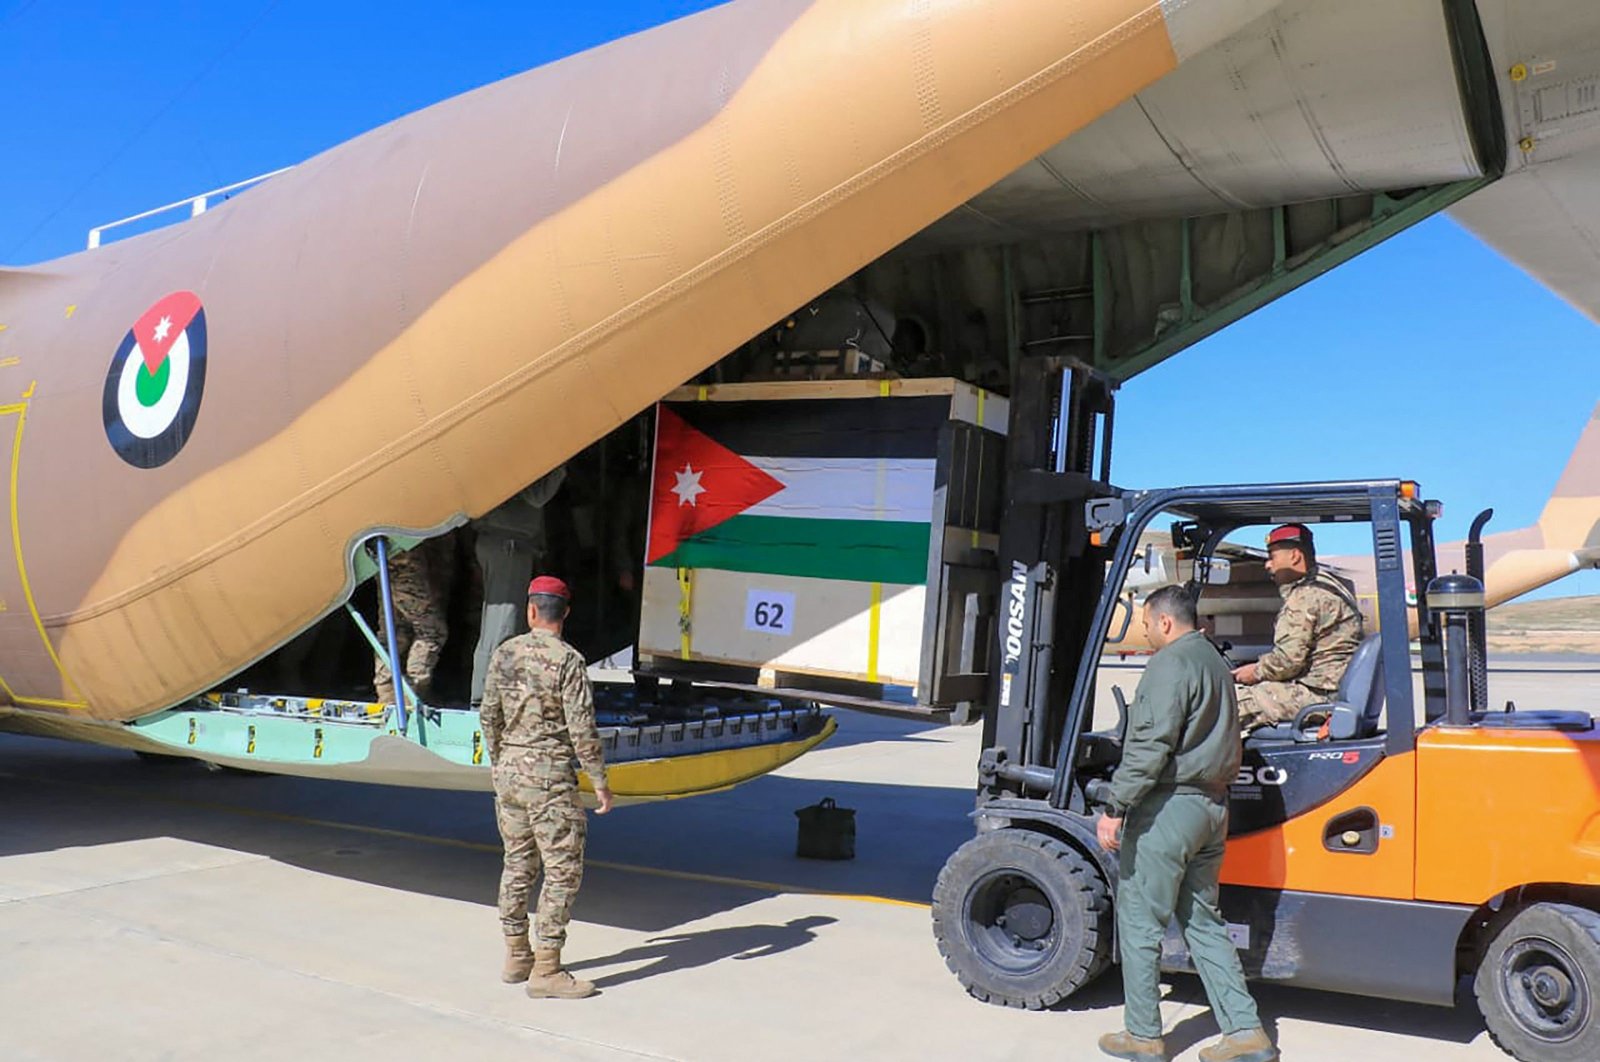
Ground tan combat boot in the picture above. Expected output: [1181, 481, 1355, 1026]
[501, 932, 533, 983]
[1097, 1030, 1167, 1061]
[525, 947, 597, 999]
[1198, 1028, 1278, 1062]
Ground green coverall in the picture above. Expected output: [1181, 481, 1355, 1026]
[1106, 629, 1261, 1040]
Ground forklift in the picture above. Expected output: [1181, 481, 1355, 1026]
[931, 360, 1600, 1062]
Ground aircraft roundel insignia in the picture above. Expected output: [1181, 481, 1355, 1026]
[102, 291, 208, 468]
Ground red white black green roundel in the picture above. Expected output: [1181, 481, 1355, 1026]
[102, 291, 208, 469]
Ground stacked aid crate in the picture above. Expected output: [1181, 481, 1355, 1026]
[637, 378, 1007, 708]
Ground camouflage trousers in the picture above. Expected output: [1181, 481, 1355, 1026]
[374, 548, 448, 703]
[493, 761, 588, 949]
[1237, 680, 1330, 734]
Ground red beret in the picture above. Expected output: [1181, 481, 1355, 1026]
[527, 576, 571, 600]
[1266, 524, 1313, 548]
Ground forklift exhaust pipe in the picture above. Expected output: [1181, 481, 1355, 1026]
[1464, 509, 1493, 713]
[1427, 573, 1485, 727]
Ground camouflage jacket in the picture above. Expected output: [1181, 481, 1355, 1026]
[1255, 567, 1364, 692]
[479, 629, 608, 788]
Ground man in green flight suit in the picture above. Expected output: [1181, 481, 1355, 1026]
[1096, 585, 1277, 1062]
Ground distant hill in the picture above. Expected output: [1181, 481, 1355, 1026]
[1490, 596, 1600, 632]
[1487, 595, 1600, 655]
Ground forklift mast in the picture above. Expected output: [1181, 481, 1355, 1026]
[981, 358, 1118, 806]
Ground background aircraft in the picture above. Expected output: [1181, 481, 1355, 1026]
[1105, 399, 1600, 655]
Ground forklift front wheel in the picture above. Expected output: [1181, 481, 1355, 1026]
[932, 828, 1111, 1009]
[1476, 902, 1600, 1062]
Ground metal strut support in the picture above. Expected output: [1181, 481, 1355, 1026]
[343, 603, 421, 722]
[372, 536, 415, 739]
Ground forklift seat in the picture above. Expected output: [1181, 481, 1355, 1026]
[1254, 634, 1385, 743]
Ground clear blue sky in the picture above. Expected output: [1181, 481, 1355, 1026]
[4, 1, 1597, 595]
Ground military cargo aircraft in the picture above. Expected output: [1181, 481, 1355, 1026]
[1, 0, 1598, 791]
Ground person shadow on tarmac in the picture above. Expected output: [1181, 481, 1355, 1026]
[566, 915, 837, 989]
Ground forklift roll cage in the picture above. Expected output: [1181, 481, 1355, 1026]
[1056, 482, 1440, 798]
[976, 357, 1448, 818]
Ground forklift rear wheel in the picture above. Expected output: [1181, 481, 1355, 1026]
[1475, 902, 1600, 1062]
[932, 828, 1111, 1009]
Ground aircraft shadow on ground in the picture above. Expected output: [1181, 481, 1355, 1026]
[0, 733, 970, 933]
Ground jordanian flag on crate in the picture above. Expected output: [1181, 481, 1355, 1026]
[646, 396, 946, 584]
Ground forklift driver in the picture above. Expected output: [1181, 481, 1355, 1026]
[1232, 524, 1363, 734]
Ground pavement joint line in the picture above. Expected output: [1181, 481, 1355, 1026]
[0, 848, 275, 906]
[0, 768, 933, 910]
[24, 892, 682, 1062]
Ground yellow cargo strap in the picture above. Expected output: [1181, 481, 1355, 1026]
[677, 567, 694, 660]
[867, 582, 883, 682]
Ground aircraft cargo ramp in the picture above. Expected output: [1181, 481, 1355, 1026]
[0, 685, 834, 802]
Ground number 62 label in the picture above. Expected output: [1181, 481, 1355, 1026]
[744, 590, 795, 635]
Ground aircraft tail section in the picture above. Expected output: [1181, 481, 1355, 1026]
[1470, 401, 1600, 606]
[1537, 400, 1600, 550]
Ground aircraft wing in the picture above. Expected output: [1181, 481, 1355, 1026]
[1451, 150, 1600, 324]
[1445, 0, 1600, 323]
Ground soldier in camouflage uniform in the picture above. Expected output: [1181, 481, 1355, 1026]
[479, 575, 614, 999]
[374, 533, 454, 705]
[1233, 524, 1364, 734]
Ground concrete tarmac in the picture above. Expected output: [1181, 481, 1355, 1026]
[3, 662, 1591, 1061]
